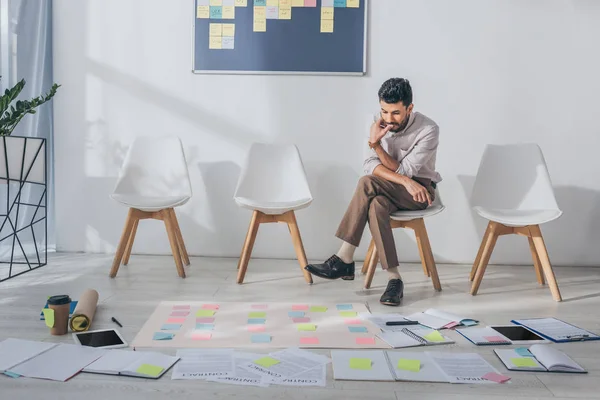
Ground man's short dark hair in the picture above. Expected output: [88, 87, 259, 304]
[378, 78, 412, 107]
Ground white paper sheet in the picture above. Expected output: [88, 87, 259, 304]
[406, 312, 452, 330]
[386, 351, 448, 383]
[171, 349, 234, 380]
[330, 350, 394, 381]
[241, 348, 330, 380]
[208, 352, 269, 387]
[428, 352, 499, 384]
[0, 339, 57, 372]
[361, 313, 411, 332]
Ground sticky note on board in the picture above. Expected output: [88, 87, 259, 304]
[346, 0, 359, 7]
[320, 19, 334, 33]
[222, 6, 235, 18]
[209, 23, 222, 37]
[161, 324, 182, 330]
[254, 356, 280, 367]
[424, 331, 445, 342]
[300, 337, 319, 345]
[310, 306, 327, 312]
[297, 324, 317, 331]
[348, 326, 368, 333]
[292, 0, 304, 5]
[253, 18, 267, 32]
[248, 312, 266, 318]
[210, 0, 223, 5]
[247, 325, 266, 332]
[349, 358, 371, 370]
[339, 311, 357, 318]
[153, 332, 175, 340]
[223, 0, 235, 5]
[202, 304, 220, 310]
[397, 359, 420, 372]
[254, 0, 267, 6]
[136, 364, 164, 378]
[266, 6, 279, 19]
[222, 37, 235, 49]
[511, 357, 538, 367]
[515, 348, 533, 357]
[280, 0, 291, 5]
[279, 6, 291, 19]
[336, 304, 353, 310]
[210, 6, 223, 18]
[235, 0, 248, 6]
[304, 0, 316, 6]
[288, 311, 305, 318]
[254, 5, 267, 18]
[196, 310, 216, 317]
[266, 0, 278, 5]
[251, 334, 272, 343]
[356, 337, 376, 345]
[209, 36, 222, 50]
[197, 6, 210, 18]
[292, 305, 309, 311]
[334, 0, 346, 7]
[42, 309, 55, 328]
[321, 7, 334, 19]
[322, 0, 333, 6]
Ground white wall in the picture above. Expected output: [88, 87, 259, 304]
[53, 0, 600, 266]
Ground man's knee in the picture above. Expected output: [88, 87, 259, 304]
[368, 196, 389, 217]
[357, 175, 378, 194]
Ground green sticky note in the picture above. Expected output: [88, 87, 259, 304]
[136, 363, 164, 377]
[424, 331, 444, 342]
[339, 311, 357, 318]
[196, 310, 216, 317]
[349, 358, 371, 370]
[397, 358, 421, 372]
[254, 356, 280, 368]
[310, 306, 327, 312]
[248, 312, 266, 318]
[42, 309, 54, 328]
[511, 357, 538, 367]
[297, 323, 317, 331]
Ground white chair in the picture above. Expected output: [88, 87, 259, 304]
[468, 143, 562, 301]
[362, 188, 444, 291]
[109, 136, 192, 278]
[234, 143, 313, 284]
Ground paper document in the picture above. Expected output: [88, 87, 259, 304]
[406, 312, 453, 330]
[271, 365, 326, 387]
[171, 349, 234, 380]
[242, 348, 330, 380]
[428, 352, 499, 384]
[386, 351, 448, 383]
[0, 339, 57, 372]
[330, 350, 394, 381]
[513, 318, 600, 341]
[361, 313, 411, 332]
[208, 352, 269, 387]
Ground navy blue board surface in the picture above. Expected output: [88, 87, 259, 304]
[193, 0, 367, 74]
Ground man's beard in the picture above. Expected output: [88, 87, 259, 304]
[388, 114, 410, 133]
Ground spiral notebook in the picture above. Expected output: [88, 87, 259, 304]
[83, 349, 180, 379]
[494, 345, 587, 373]
[377, 327, 454, 348]
[456, 327, 512, 346]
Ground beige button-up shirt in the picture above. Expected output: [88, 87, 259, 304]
[363, 111, 442, 183]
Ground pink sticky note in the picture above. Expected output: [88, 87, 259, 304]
[173, 305, 190, 310]
[484, 336, 506, 342]
[356, 337, 376, 345]
[202, 304, 220, 310]
[482, 372, 511, 383]
[167, 317, 186, 324]
[192, 332, 212, 340]
[345, 319, 362, 325]
[252, 304, 268, 310]
[196, 317, 215, 323]
[293, 317, 311, 323]
[170, 311, 190, 317]
[292, 305, 309, 311]
[304, 0, 317, 7]
[247, 325, 266, 332]
[300, 337, 319, 345]
[444, 321, 459, 329]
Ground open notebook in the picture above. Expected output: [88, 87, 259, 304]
[406, 309, 478, 330]
[456, 327, 512, 346]
[0, 339, 57, 373]
[494, 345, 586, 373]
[83, 349, 180, 379]
[377, 327, 454, 348]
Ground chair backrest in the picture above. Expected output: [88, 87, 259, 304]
[234, 143, 312, 203]
[113, 136, 192, 198]
[471, 143, 560, 211]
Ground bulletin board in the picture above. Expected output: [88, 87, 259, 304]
[192, 0, 368, 75]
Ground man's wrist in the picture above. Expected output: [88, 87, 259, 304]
[368, 139, 381, 149]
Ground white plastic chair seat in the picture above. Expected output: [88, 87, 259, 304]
[390, 204, 445, 221]
[110, 194, 190, 212]
[234, 196, 312, 215]
[473, 206, 562, 227]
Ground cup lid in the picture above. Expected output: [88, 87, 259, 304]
[47, 295, 71, 305]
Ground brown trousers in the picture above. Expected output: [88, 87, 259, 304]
[335, 175, 435, 270]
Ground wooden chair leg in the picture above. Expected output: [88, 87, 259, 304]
[528, 225, 562, 301]
[528, 236, 545, 286]
[110, 208, 137, 278]
[237, 210, 261, 284]
[470, 222, 492, 281]
[414, 219, 441, 291]
[122, 218, 139, 266]
[162, 209, 186, 278]
[169, 208, 190, 266]
[364, 245, 379, 289]
[362, 239, 375, 274]
[470, 222, 500, 295]
[286, 211, 313, 284]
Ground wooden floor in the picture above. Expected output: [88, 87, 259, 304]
[1, 253, 600, 399]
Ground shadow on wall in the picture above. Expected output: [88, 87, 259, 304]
[458, 175, 600, 267]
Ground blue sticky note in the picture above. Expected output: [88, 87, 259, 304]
[3, 371, 20, 378]
[516, 347, 533, 357]
[248, 318, 266, 324]
[254, 0, 266, 6]
[348, 326, 368, 333]
[288, 311, 305, 318]
[210, 6, 222, 19]
[336, 304, 353, 311]
[462, 320, 478, 326]
[153, 332, 175, 340]
[251, 334, 272, 343]
[160, 324, 182, 330]
[195, 323, 215, 331]
[334, 0, 346, 7]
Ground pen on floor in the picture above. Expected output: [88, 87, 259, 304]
[111, 317, 123, 328]
[385, 320, 419, 326]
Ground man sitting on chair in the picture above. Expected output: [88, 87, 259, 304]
[305, 78, 441, 306]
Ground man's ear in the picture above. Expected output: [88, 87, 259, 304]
[407, 103, 414, 113]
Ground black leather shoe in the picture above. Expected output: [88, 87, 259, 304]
[380, 279, 404, 306]
[304, 255, 355, 280]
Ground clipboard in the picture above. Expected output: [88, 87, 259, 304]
[511, 318, 600, 343]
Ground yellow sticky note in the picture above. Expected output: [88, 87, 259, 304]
[235, 0, 248, 6]
[196, 309, 216, 317]
[248, 312, 266, 318]
[320, 19, 333, 32]
[397, 359, 420, 372]
[222, 23, 235, 37]
[254, 6, 267, 18]
[210, 0, 222, 5]
[347, 0, 359, 7]
[310, 306, 327, 312]
[209, 23, 222, 36]
[42, 309, 55, 328]
[253, 18, 266, 32]
[349, 358, 371, 370]
[297, 323, 317, 331]
[267, 0, 279, 5]
[292, 0, 304, 5]
[321, 7, 334, 19]
[136, 363, 164, 377]
[511, 357, 539, 367]
[209, 37, 222, 49]
[223, 6, 235, 19]
[254, 356, 280, 367]
[339, 311, 357, 318]
[279, 6, 291, 19]
[280, 0, 292, 6]
[197, 5, 210, 18]
[424, 331, 445, 342]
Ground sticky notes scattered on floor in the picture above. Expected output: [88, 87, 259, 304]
[251, 334, 272, 343]
[136, 364, 164, 378]
[310, 306, 328, 313]
[344, 319, 362, 325]
[288, 311, 305, 318]
[251, 304, 268, 309]
[349, 358, 371, 370]
[248, 312, 267, 318]
[397, 358, 420, 372]
[42, 309, 54, 328]
[202, 304, 220, 310]
[170, 311, 190, 317]
[153, 332, 174, 340]
[482, 372, 511, 383]
[195, 323, 215, 330]
[196, 310, 216, 317]
[297, 324, 317, 331]
[336, 304, 353, 310]
[247, 325, 266, 332]
[424, 331, 445, 342]
[196, 317, 215, 323]
[292, 305, 309, 311]
[511, 357, 538, 367]
[173, 305, 191, 310]
[167, 317, 186, 324]
[348, 326, 368, 333]
[161, 324, 182, 331]
[339, 311, 357, 318]
[356, 337, 375, 345]
[292, 317, 311, 323]
[191, 332, 212, 340]
[254, 356, 280, 367]
[248, 318, 267, 324]
[515, 348, 533, 357]
[300, 337, 319, 345]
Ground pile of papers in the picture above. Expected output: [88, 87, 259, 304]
[172, 348, 330, 387]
